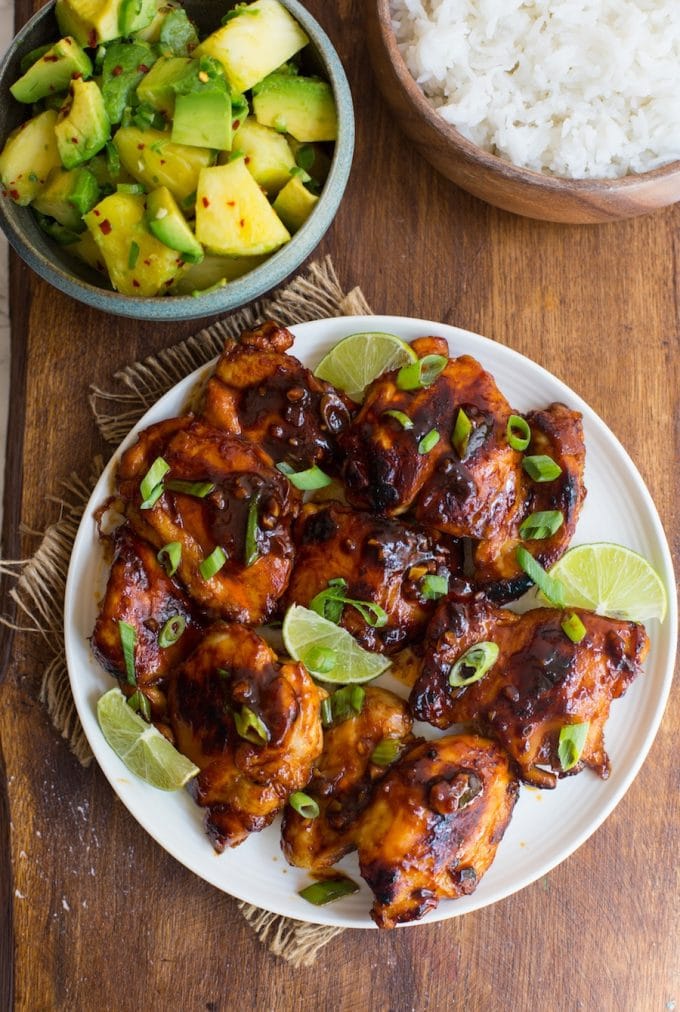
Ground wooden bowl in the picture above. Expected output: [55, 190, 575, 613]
[365, 0, 680, 224]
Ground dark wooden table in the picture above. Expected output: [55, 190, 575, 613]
[1, 1, 678, 1009]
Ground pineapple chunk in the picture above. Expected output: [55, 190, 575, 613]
[84, 191, 187, 296]
[194, 0, 309, 93]
[55, 0, 121, 46]
[0, 110, 61, 205]
[223, 117, 296, 195]
[195, 160, 290, 257]
[272, 174, 319, 232]
[113, 126, 213, 203]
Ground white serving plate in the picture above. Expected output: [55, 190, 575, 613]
[63, 315, 677, 929]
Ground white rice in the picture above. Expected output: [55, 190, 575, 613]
[390, 0, 680, 178]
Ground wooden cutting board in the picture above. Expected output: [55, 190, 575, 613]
[1, 1, 678, 1009]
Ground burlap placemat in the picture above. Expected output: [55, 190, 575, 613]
[0, 256, 373, 967]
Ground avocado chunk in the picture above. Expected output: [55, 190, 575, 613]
[226, 117, 295, 195]
[0, 110, 61, 205]
[272, 172, 318, 232]
[195, 159, 290, 256]
[171, 251, 268, 294]
[20, 44, 53, 76]
[33, 166, 99, 230]
[172, 90, 232, 151]
[253, 74, 337, 142]
[135, 56, 192, 117]
[146, 185, 203, 262]
[194, 0, 309, 93]
[118, 0, 157, 35]
[158, 8, 199, 56]
[113, 126, 214, 203]
[84, 191, 188, 295]
[55, 78, 111, 170]
[102, 41, 157, 124]
[10, 37, 92, 105]
[56, 0, 122, 47]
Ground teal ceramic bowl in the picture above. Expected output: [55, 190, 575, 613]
[0, 0, 354, 321]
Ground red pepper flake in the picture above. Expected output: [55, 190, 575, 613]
[89, 29, 97, 48]
[244, 156, 251, 165]
[71, 72, 82, 80]
[112, 65, 123, 77]
[9, 189, 19, 200]
[137, 143, 145, 150]
[71, 137, 79, 144]
[202, 197, 210, 208]
[232, 120, 240, 130]
[227, 200, 235, 207]
[160, 159, 166, 165]
[239, 218, 245, 228]
[93, 209, 100, 217]
[100, 220, 112, 235]
[64, 37, 72, 45]
[132, 280, 140, 288]
[176, 258, 185, 267]
[43, 54, 59, 63]
[143, 259, 151, 266]
[138, 64, 150, 74]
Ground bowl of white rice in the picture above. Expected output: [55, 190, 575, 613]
[366, 0, 680, 223]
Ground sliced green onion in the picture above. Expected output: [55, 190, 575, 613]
[516, 546, 566, 608]
[128, 689, 150, 721]
[558, 722, 589, 771]
[118, 620, 137, 687]
[165, 479, 216, 498]
[276, 462, 332, 490]
[418, 429, 440, 455]
[140, 456, 170, 508]
[370, 738, 404, 766]
[295, 144, 315, 172]
[158, 614, 186, 648]
[105, 140, 120, 179]
[299, 876, 360, 906]
[396, 354, 448, 391]
[199, 546, 227, 581]
[310, 579, 388, 628]
[322, 685, 365, 727]
[302, 645, 337, 674]
[117, 182, 145, 195]
[382, 409, 414, 430]
[452, 408, 472, 459]
[449, 641, 499, 688]
[288, 791, 320, 819]
[561, 612, 587, 644]
[506, 415, 531, 451]
[233, 705, 270, 745]
[157, 541, 181, 577]
[244, 494, 261, 568]
[519, 510, 564, 541]
[128, 240, 140, 269]
[421, 574, 448, 600]
[522, 455, 562, 482]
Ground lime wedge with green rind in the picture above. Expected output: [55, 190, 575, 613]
[314, 331, 417, 402]
[282, 604, 391, 684]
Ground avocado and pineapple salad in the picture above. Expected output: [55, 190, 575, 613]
[0, 0, 338, 297]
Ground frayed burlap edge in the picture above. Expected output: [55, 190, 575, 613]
[2, 257, 372, 966]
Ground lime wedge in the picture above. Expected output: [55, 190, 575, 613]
[282, 604, 391, 684]
[97, 688, 199, 791]
[314, 332, 417, 402]
[546, 543, 667, 623]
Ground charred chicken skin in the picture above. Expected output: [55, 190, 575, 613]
[286, 502, 461, 653]
[168, 623, 324, 851]
[281, 686, 413, 870]
[200, 320, 354, 473]
[410, 596, 649, 788]
[118, 416, 299, 624]
[355, 734, 519, 928]
[91, 528, 204, 715]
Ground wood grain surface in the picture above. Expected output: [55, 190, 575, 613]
[1, 1, 678, 1010]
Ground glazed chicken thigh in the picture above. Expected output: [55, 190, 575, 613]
[168, 623, 324, 851]
[356, 735, 519, 928]
[410, 596, 649, 787]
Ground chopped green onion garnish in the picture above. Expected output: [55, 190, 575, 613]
[128, 689, 150, 721]
[244, 494, 261, 568]
[452, 408, 472, 459]
[370, 738, 404, 766]
[558, 722, 589, 771]
[118, 620, 137, 687]
[382, 409, 413, 430]
[118, 182, 145, 195]
[105, 140, 120, 179]
[322, 685, 365, 727]
[516, 546, 566, 607]
[228, 148, 245, 162]
[522, 455, 562, 482]
[310, 579, 388, 628]
[302, 645, 337, 674]
[128, 240, 140, 269]
[276, 462, 332, 490]
[158, 614, 186, 648]
[299, 876, 360, 906]
[288, 791, 320, 819]
[506, 415, 531, 451]
[519, 510, 564, 541]
[140, 457, 170, 508]
[165, 479, 216, 498]
[421, 574, 448, 600]
[418, 429, 440, 455]
[561, 612, 587, 644]
[233, 706, 270, 745]
[396, 354, 448, 391]
[157, 542, 181, 577]
[449, 641, 499, 688]
[199, 546, 227, 581]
